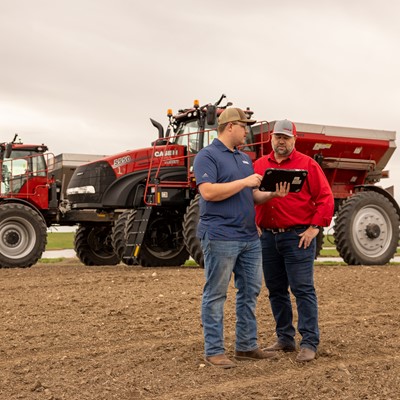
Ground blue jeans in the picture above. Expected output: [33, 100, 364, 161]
[260, 228, 319, 352]
[200, 233, 262, 357]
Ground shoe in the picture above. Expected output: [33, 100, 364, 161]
[235, 348, 277, 361]
[204, 354, 237, 369]
[296, 347, 316, 362]
[264, 341, 296, 352]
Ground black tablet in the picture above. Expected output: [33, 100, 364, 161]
[259, 168, 308, 193]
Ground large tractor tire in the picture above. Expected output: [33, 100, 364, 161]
[111, 210, 137, 266]
[0, 203, 47, 268]
[334, 191, 399, 265]
[183, 195, 204, 268]
[74, 224, 119, 266]
[124, 208, 189, 267]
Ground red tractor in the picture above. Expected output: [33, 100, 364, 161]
[0, 136, 109, 268]
[0, 135, 61, 267]
[65, 95, 399, 267]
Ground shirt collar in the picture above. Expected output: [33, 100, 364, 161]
[213, 138, 238, 153]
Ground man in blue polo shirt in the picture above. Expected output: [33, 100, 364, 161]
[194, 107, 288, 368]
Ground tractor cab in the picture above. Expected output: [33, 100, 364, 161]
[0, 137, 49, 201]
[165, 95, 257, 160]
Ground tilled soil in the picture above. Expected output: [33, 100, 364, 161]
[1, 260, 399, 400]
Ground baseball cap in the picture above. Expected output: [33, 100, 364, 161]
[218, 107, 256, 126]
[272, 119, 297, 137]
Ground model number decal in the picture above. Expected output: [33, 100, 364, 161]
[113, 156, 131, 168]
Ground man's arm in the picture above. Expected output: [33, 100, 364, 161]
[198, 173, 263, 202]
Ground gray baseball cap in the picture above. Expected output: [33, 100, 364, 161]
[272, 119, 297, 137]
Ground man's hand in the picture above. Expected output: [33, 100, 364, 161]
[298, 226, 320, 249]
[253, 181, 290, 204]
[272, 182, 290, 198]
[244, 173, 263, 188]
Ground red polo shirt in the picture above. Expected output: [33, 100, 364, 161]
[254, 148, 334, 229]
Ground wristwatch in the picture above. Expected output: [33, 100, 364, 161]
[310, 224, 320, 229]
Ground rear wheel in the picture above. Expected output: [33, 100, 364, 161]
[0, 203, 47, 268]
[334, 191, 399, 265]
[75, 224, 119, 266]
[183, 195, 204, 268]
[125, 208, 189, 267]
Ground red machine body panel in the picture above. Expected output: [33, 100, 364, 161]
[252, 121, 396, 199]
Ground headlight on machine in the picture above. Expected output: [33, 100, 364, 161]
[66, 185, 96, 195]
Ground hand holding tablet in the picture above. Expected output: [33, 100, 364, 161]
[259, 168, 308, 193]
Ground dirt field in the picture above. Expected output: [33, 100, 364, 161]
[1, 260, 399, 400]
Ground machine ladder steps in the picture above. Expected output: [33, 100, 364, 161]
[123, 206, 152, 264]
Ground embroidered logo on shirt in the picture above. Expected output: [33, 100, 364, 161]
[242, 160, 249, 164]
[202, 173, 209, 178]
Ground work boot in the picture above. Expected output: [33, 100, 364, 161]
[264, 341, 296, 352]
[235, 348, 277, 360]
[204, 354, 237, 369]
[296, 347, 316, 362]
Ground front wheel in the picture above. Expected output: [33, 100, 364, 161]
[75, 224, 120, 266]
[334, 191, 399, 265]
[125, 208, 189, 267]
[0, 203, 47, 268]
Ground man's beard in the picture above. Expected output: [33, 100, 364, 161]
[273, 144, 293, 157]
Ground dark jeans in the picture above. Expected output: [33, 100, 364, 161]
[260, 227, 319, 351]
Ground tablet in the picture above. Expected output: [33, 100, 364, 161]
[259, 168, 308, 193]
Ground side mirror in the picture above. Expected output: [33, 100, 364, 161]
[206, 105, 216, 125]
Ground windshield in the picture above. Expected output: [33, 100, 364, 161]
[174, 118, 256, 152]
[174, 119, 219, 153]
[8, 150, 47, 177]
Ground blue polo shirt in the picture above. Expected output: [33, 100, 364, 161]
[193, 138, 258, 241]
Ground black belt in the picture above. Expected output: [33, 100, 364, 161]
[263, 225, 309, 234]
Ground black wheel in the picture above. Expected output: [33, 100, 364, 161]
[125, 208, 189, 267]
[314, 228, 324, 260]
[0, 203, 47, 268]
[111, 210, 137, 266]
[183, 195, 204, 268]
[74, 224, 119, 266]
[334, 191, 399, 265]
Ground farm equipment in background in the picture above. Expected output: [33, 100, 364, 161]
[0, 135, 107, 268]
[65, 94, 399, 267]
[1, 95, 398, 268]
[0, 135, 57, 267]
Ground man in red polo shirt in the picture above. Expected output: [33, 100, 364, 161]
[254, 119, 334, 362]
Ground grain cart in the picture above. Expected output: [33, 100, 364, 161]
[0, 135, 109, 268]
[66, 95, 399, 267]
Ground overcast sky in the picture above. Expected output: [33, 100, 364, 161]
[1, 0, 399, 202]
